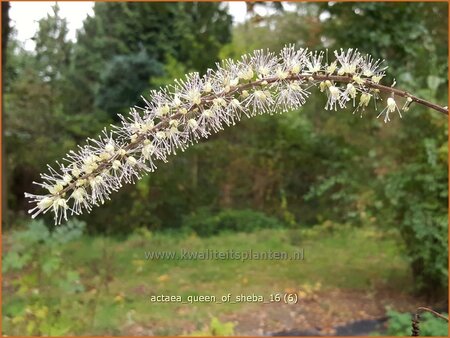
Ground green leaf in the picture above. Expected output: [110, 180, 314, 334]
[427, 75, 443, 92]
[42, 256, 61, 275]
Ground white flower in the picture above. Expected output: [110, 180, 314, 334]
[306, 51, 324, 73]
[329, 86, 339, 98]
[359, 93, 371, 107]
[156, 104, 170, 117]
[71, 187, 90, 215]
[343, 83, 358, 106]
[52, 197, 68, 223]
[230, 77, 239, 87]
[202, 109, 213, 118]
[72, 187, 86, 202]
[144, 120, 154, 131]
[278, 81, 309, 109]
[187, 89, 201, 104]
[112, 160, 121, 170]
[251, 49, 277, 79]
[156, 131, 166, 139]
[326, 61, 338, 74]
[204, 82, 212, 93]
[105, 143, 115, 153]
[142, 144, 155, 159]
[402, 97, 413, 111]
[166, 126, 178, 138]
[38, 197, 53, 210]
[352, 75, 365, 85]
[48, 183, 64, 195]
[335, 48, 362, 75]
[231, 98, 241, 107]
[188, 119, 198, 129]
[173, 95, 182, 107]
[62, 174, 72, 185]
[213, 97, 226, 107]
[291, 63, 301, 74]
[276, 67, 289, 80]
[346, 83, 357, 99]
[258, 65, 270, 77]
[90, 175, 103, 188]
[71, 167, 81, 177]
[372, 75, 383, 83]
[362, 55, 386, 78]
[325, 85, 344, 111]
[127, 156, 138, 166]
[386, 97, 396, 112]
[377, 97, 402, 123]
[280, 45, 307, 75]
[254, 90, 267, 100]
[169, 119, 179, 127]
[239, 66, 254, 80]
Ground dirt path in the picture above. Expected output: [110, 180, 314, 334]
[219, 288, 441, 336]
[120, 286, 442, 336]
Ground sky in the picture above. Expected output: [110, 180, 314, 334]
[9, 1, 250, 50]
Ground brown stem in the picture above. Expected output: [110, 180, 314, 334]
[361, 80, 448, 115]
[416, 307, 449, 322]
[54, 73, 448, 198]
[286, 74, 449, 115]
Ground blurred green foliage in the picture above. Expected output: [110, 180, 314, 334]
[2, 220, 87, 335]
[3, 2, 448, 297]
[182, 208, 284, 237]
[189, 317, 235, 336]
[385, 309, 448, 336]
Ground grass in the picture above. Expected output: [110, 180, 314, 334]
[3, 224, 412, 335]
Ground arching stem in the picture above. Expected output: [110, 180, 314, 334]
[415, 307, 449, 322]
[54, 73, 448, 198]
[302, 74, 448, 115]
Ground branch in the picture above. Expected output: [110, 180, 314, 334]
[304, 75, 448, 115]
[416, 307, 449, 322]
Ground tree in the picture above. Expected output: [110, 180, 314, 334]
[33, 4, 72, 83]
[4, 4, 95, 221]
[318, 1, 448, 296]
[2, 1, 11, 226]
[66, 2, 232, 119]
[95, 49, 163, 118]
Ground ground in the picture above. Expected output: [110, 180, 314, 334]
[2, 224, 445, 335]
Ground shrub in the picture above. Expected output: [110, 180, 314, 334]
[377, 135, 448, 296]
[182, 208, 285, 236]
[189, 317, 235, 336]
[2, 219, 87, 335]
[386, 309, 448, 336]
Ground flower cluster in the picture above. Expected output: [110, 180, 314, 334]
[25, 46, 408, 224]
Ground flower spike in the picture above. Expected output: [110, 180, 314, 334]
[24, 46, 447, 224]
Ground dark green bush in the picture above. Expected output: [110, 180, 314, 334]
[182, 208, 285, 237]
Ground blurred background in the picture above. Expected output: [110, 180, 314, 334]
[2, 1, 448, 336]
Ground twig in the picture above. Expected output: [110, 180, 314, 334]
[303, 75, 448, 115]
[411, 306, 449, 336]
[415, 307, 448, 322]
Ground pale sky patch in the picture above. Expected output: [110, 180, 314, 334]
[9, 1, 251, 51]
